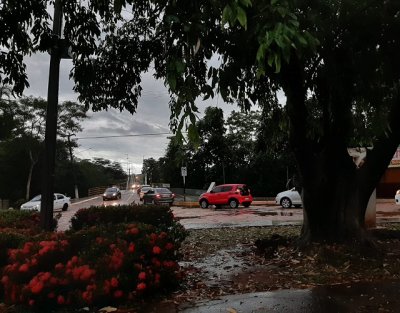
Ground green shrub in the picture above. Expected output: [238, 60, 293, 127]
[0, 210, 57, 232]
[1, 223, 183, 309]
[69, 204, 175, 232]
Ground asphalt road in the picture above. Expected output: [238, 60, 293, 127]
[56, 190, 400, 231]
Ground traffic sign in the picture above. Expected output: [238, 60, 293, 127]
[181, 167, 187, 177]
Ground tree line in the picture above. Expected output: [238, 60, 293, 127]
[142, 106, 296, 197]
[0, 94, 126, 207]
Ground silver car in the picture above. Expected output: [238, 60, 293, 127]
[20, 193, 71, 211]
[275, 188, 302, 208]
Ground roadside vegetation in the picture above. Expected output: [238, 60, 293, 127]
[0, 205, 187, 311]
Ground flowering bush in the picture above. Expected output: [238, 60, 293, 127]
[70, 204, 175, 231]
[1, 223, 185, 309]
[0, 210, 57, 233]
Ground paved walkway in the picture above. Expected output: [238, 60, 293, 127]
[178, 280, 400, 312]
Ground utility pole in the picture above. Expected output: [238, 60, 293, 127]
[126, 154, 129, 190]
[67, 134, 79, 199]
[41, 0, 63, 230]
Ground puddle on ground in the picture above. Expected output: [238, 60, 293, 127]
[227, 209, 295, 217]
[179, 246, 257, 288]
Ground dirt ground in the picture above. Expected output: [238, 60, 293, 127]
[171, 223, 400, 307]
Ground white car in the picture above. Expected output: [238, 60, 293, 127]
[395, 190, 400, 205]
[20, 193, 71, 211]
[275, 188, 302, 208]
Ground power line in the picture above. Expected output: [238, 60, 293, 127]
[75, 132, 176, 140]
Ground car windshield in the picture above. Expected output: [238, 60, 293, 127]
[106, 188, 118, 192]
[31, 195, 41, 201]
[142, 187, 151, 191]
[155, 188, 170, 193]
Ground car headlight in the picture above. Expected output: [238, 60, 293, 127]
[103, 193, 107, 196]
[113, 193, 116, 196]
[396, 190, 400, 195]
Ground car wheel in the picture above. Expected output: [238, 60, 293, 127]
[281, 197, 292, 208]
[243, 202, 250, 208]
[62, 203, 68, 211]
[229, 199, 239, 209]
[199, 199, 209, 209]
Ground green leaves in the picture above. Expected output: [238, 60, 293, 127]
[222, 0, 252, 30]
[254, 2, 318, 74]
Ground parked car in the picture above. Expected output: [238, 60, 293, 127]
[139, 185, 152, 201]
[143, 188, 175, 205]
[103, 187, 121, 201]
[275, 188, 302, 208]
[395, 190, 400, 205]
[199, 184, 253, 209]
[20, 193, 71, 211]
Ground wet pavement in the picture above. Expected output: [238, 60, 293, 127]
[173, 200, 400, 230]
[179, 280, 400, 312]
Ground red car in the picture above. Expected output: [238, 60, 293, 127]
[199, 184, 253, 209]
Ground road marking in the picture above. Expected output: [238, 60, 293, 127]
[71, 196, 100, 205]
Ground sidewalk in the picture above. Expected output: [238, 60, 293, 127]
[178, 280, 400, 312]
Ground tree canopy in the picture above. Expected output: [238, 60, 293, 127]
[2, 0, 400, 242]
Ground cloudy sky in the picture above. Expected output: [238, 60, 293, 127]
[24, 52, 239, 174]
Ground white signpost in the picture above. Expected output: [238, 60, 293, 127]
[181, 167, 187, 201]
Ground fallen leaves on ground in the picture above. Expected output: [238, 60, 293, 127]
[171, 224, 400, 306]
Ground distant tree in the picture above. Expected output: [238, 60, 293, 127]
[0, 96, 87, 200]
[142, 158, 160, 185]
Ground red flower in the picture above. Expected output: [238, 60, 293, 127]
[103, 280, 111, 295]
[55, 263, 64, 271]
[1, 275, 9, 285]
[30, 258, 38, 266]
[138, 272, 146, 280]
[31, 282, 44, 294]
[152, 246, 162, 255]
[110, 277, 119, 288]
[71, 256, 79, 264]
[163, 260, 177, 268]
[86, 283, 97, 291]
[151, 258, 161, 267]
[23, 242, 34, 254]
[136, 282, 146, 291]
[57, 295, 65, 305]
[40, 272, 51, 282]
[128, 243, 135, 253]
[130, 227, 139, 235]
[114, 290, 123, 298]
[96, 237, 104, 244]
[165, 242, 174, 250]
[82, 291, 93, 303]
[18, 264, 29, 273]
[159, 232, 168, 239]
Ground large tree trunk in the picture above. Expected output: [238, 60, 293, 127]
[282, 58, 400, 245]
[298, 147, 370, 244]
